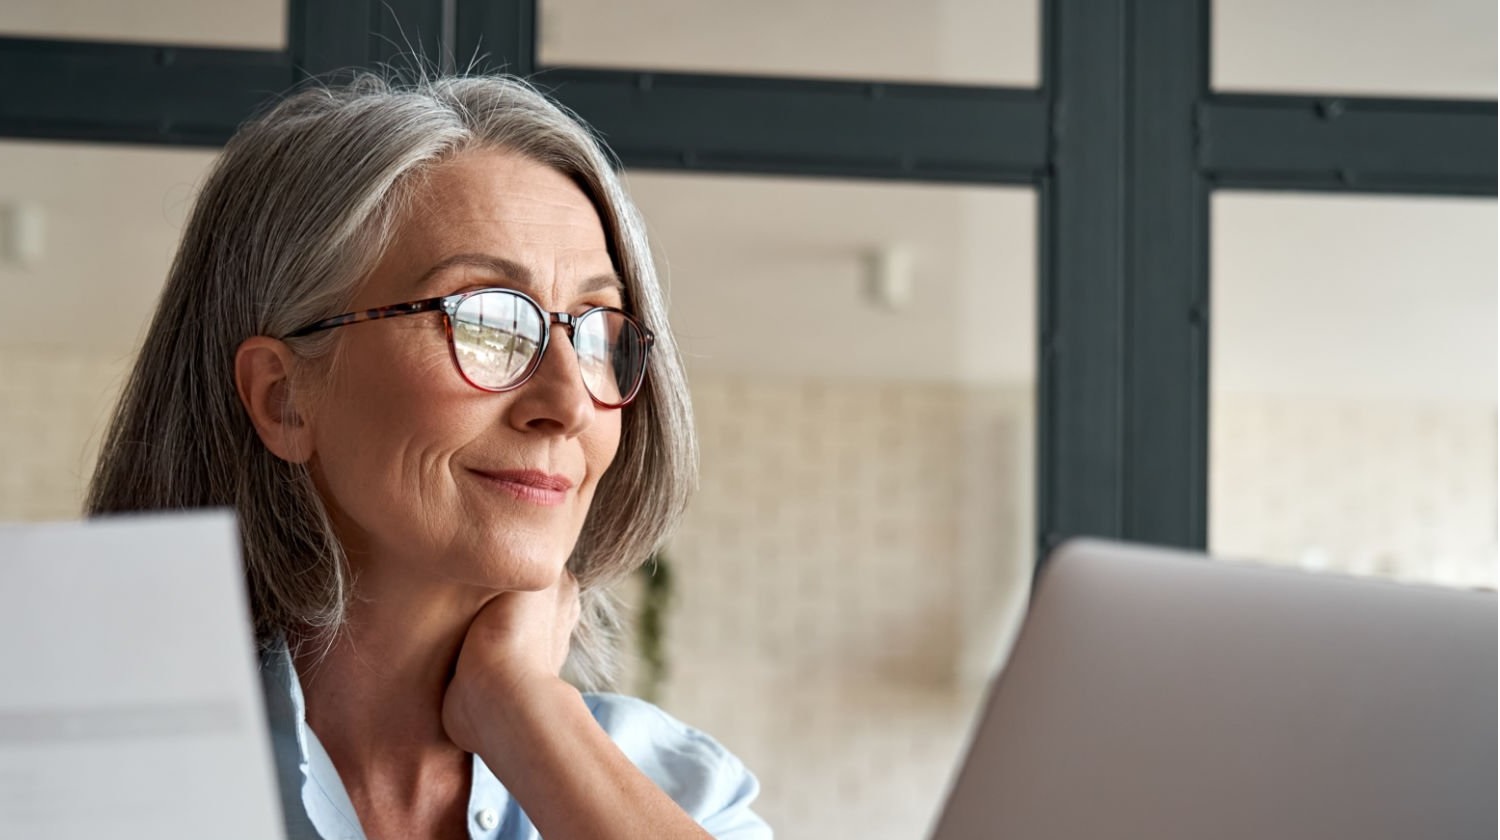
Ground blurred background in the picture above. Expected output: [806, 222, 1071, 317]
[0, 2, 1494, 838]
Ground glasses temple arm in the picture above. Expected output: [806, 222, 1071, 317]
[285, 296, 449, 338]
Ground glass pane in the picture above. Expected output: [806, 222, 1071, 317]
[0, 0, 286, 50]
[0, 140, 217, 521]
[1214, 0, 1497, 98]
[1211, 192, 1497, 589]
[615, 172, 1037, 838]
[539, 0, 1038, 86]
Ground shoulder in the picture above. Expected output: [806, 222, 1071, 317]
[583, 693, 773, 839]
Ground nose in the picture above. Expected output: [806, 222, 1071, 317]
[506, 323, 594, 436]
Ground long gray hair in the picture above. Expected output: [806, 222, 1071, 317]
[86, 74, 696, 690]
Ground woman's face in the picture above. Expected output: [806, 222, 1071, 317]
[304, 148, 624, 594]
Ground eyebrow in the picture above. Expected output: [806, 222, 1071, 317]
[414, 253, 625, 298]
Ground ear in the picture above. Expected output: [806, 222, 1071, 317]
[235, 336, 315, 464]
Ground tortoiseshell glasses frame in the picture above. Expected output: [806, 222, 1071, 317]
[286, 287, 654, 408]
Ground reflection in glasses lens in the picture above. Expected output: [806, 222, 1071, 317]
[449, 290, 648, 406]
[452, 292, 544, 390]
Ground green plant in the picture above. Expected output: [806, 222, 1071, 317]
[633, 552, 674, 703]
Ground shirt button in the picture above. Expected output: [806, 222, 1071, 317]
[475, 808, 499, 831]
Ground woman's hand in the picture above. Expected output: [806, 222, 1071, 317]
[441, 570, 581, 755]
[439, 570, 717, 839]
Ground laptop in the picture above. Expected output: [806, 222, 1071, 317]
[931, 538, 1497, 840]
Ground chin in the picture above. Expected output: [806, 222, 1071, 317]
[469, 535, 572, 591]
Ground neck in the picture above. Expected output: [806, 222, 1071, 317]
[292, 574, 487, 802]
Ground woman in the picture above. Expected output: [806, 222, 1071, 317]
[87, 74, 770, 839]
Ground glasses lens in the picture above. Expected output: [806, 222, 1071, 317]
[575, 309, 649, 407]
[451, 291, 546, 389]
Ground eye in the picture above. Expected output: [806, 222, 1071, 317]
[577, 301, 621, 315]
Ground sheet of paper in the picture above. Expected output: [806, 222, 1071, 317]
[0, 511, 285, 840]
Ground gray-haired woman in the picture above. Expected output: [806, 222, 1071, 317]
[87, 74, 769, 839]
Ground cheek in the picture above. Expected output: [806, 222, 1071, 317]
[308, 334, 479, 518]
[580, 412, 625, 497]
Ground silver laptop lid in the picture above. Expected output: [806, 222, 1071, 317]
[932, 539, 1497, 840]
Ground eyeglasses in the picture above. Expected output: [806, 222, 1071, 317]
[286, 288, 654, 408]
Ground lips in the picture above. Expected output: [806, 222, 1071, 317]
[469, 468, 575, 506]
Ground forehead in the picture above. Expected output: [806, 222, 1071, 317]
[369, 148, 616, 300]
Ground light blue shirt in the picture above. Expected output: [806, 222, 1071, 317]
[260, 643, 771, 839]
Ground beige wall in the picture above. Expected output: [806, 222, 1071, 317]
[0, 0, 284, 48]
[1211, 392, 1497, 589]
[0, 348, 129, 520]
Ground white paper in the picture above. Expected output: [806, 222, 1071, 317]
[0, 511, 285, 840]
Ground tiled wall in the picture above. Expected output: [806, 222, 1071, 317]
[0, 348, 130, 521]
[1211, 392, 1498, 588]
